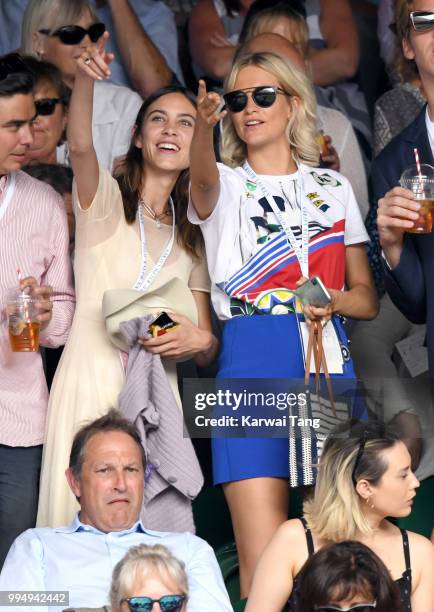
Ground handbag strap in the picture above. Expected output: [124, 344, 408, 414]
[304, 321, 336, 414]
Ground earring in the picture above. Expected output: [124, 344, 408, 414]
[37, 51, 44, 60]
[365, 496, 375, 510]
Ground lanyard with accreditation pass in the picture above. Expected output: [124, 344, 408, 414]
[133, 197, 175, 291]
[242, 161, 309, 277]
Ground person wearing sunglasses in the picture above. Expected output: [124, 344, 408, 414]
[246, 421, 434, 611]
[374, 0, 434, 381]
[296, 540, 401, 612]
[0, 52, 74, 568]
[15, 57, 70, 166]
[110, 544, 188, 612]
[19, 0, 144, 171]
[237, 32, 369, 221]
[189, 50, 378, 597]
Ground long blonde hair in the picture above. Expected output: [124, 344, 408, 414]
[304, 427, 400, 541]
[220, 52, 319, 168]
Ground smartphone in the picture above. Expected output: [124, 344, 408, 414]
[148, 312, 179, 337]
[293, 276, 332, 307]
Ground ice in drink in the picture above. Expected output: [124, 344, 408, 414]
[9, 319, 40, 352]
[407, 198, 434, 233]
[6, 290, 40, 352]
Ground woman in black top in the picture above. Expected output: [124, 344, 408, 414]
[246, 422, 434, 611]
[296, 540, 402, 612]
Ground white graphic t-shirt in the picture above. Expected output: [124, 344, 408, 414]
[188, 163, 368, 320]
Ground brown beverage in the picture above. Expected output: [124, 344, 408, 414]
[408, 198, 434, 233]
[9, 319, 40, 352]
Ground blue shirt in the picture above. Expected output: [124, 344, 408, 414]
[0, 515, 232, 612]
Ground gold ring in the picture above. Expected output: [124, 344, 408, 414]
[84, 57, 92, 65]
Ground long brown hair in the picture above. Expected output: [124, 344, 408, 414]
[114, 86, 203, 259]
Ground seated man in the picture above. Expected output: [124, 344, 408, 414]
[0, 410, 232, 612]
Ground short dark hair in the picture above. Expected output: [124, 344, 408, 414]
[0, 53, 35, 98]
[69, 409, 146, 478]
[297, 541, 403, 612]
[21, 56, 70, 106]
[23, 163, 73, 195]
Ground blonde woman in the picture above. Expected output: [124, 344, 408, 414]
[188, 51, 378, 595]
[21, 0, 142, 171]
[246, 423, 434, 611]
[111, 544, 188, 612]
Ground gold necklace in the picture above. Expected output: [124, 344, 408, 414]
[140, 198, 172, 229]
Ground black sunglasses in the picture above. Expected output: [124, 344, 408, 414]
[223, 86, 289, 113]
[38, 22, 106, 45]
[410, 11, 434, 32]
[315, 603, 376, 612]
[0, 53, 30, 81]
[122, 595, 186, 612]
[35, 97, 62, 116]
[351, 429, 369, 487]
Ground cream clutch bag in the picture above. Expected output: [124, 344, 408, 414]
[102, 277, 197, 352]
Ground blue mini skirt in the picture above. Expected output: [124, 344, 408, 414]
[212, 314, 365, 486]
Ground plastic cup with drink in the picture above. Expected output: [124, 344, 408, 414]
[399, 157, 434, 234]
[6, 286, 41, 352]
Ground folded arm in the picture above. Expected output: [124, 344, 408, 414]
[308, 0, 359, 87]
[189, 0, 237, 82]
[105, 0, 171, 95]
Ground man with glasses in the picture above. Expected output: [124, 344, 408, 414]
[0, 410, 232, 612]
[369, 0, 434, 540]
[374, 1, 434, 378]
[0, 53, 74, 567]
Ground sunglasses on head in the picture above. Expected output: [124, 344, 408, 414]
[315, 603, 376, 612]
[122, 595, 185, 612]
[38, 22, 106, 45]
[410, 11, 434, 32]
[0, 53, 30, 81]
[351, 429, 368, 487]
[223, 86, 289, 113]
[35, 97, 62, 116]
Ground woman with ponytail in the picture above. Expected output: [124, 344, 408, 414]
[37, 34, 218, 528]
[246, 422, 433, 611]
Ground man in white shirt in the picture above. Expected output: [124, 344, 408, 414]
[0, 410, 232, 612]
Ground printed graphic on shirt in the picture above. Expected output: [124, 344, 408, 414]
[310, 171, 342, 188]
[221, 218, 346, 317]
[199, 164, 368, 321]
[306, 192, 331, 214]
[252, 193, 332, 246]
[217, 175, 347, 317]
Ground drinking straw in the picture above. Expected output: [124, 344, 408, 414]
[413, 147, 425, 198]
[16, 268, 36, 351]
[414, 147, 423, 178]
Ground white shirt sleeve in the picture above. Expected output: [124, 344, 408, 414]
[342, 176, 370, 246]
[0, 530, 48, 612]
[184, 534, 232, 612]
[187, 163, 242, 227]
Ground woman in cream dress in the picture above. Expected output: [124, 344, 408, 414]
[37, 36, 218, 527]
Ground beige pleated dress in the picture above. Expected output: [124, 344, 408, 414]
[36, 168, 210, 528]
